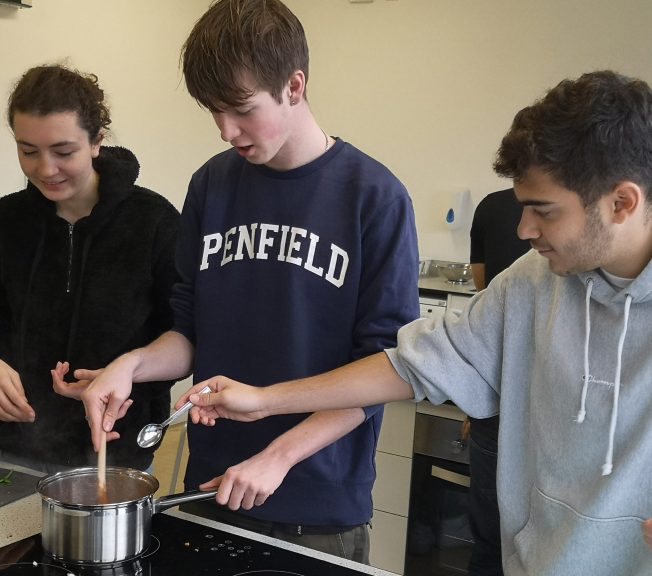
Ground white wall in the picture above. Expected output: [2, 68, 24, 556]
[2, 0, 652, 261]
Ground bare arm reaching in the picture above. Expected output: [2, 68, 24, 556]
[181, 351, 414, 423]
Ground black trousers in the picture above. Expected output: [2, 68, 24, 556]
[467, 416, 503, 576]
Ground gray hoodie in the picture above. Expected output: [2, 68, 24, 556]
[387, 249, 652, 575]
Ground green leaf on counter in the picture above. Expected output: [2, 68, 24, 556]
[0, 469, 13, 485]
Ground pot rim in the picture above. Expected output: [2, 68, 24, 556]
[37, 466, 159, 509]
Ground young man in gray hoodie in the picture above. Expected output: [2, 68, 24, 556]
[178, 70, 652, 576]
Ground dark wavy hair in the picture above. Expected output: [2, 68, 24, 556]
[494, 70, 652, 206]
[181, 0, 309, 110]
[7, 64, 111, 143]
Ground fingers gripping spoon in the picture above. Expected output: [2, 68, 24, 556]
[136, 385, 211, 448]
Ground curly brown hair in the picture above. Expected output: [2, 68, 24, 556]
[181, 0, 309, 110]
[494, 70, 652, 207]
[7, 64, 111, 143]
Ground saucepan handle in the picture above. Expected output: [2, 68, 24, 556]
[153, 489, 218, 514]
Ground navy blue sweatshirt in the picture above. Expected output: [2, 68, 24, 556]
[172, 139, 419, 526]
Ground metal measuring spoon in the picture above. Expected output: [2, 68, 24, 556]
[136, 385, 211, 448]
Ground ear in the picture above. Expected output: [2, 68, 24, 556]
[91, 133, 103, 158]
[610, 181, 643, 224]
[287, 70, 306, 105]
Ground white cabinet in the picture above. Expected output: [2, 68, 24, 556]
[419, 296, 447, 321]
[369, 509, 409, 575]
[373, 451, 412, 516]
[370, 400, 416, 574]
[377, 398, 416, 457]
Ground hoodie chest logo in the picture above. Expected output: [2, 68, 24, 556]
[582, 374, 618, 390]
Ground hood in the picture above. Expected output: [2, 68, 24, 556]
[578, 257, 652, 305]
[80, 145, 140, 233]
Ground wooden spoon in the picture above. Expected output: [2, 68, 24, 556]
[98, 430, 108, 504]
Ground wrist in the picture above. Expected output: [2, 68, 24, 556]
[263, 432, 302, 469]
[116, 350, 144, 382]
[258, 385, 283, 418]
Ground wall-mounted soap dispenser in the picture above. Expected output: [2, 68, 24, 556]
[445, 189, 473, 230]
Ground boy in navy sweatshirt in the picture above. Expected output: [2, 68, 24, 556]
[77, 0, 419, 561]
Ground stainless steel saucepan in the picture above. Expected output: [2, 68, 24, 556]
[37, 466, 217, 564]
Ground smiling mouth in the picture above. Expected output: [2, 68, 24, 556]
[531, 244, 553, 255]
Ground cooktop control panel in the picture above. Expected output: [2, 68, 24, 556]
[0, 512, 373, 576]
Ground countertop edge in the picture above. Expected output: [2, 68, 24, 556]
[418, 275, 476, 296]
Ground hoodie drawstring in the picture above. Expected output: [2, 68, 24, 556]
[577, 278, 594, 424]
[577, 277, 633, 476]
[601, 293, 632, 476]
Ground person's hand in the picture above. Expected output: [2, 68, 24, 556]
[176, 376, 268, 425]
[643, 518, 652, 548]
[79, 355, 138, 452]
[51, 361, 94, 400]
[199, 449, 290, 511]
[461, 417, 471, 442]
[0, 359, 35, 422]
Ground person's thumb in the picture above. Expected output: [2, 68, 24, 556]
[199, 476, 222, 491]
[74, 368, 103, 381]
[190, 391, 217, 406]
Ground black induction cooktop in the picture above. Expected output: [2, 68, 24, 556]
[0, 512, 380, 576]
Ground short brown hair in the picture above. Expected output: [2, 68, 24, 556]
[181, 0, 309, 110]
[7, 64, 111, 143]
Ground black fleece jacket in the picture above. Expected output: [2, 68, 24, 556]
[0, 146, 179, 470]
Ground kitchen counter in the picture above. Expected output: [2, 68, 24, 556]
[0, 461, 42, 548]
[418, 273, 476, 296]
[0, 460, 397, 576]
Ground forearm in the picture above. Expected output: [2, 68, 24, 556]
[122, 330, 194, 384]
[263, 352, 414, 416]
[262, 409, 367, 469]
[471, 263, 486, 290]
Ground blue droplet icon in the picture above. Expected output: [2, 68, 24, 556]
[446, 208, 455, 224]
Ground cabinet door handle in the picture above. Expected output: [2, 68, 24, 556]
[450, 439, 466, 454]
[430, 465, 470, 488]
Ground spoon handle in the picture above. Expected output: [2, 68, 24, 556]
[159, 385, 212, 428]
